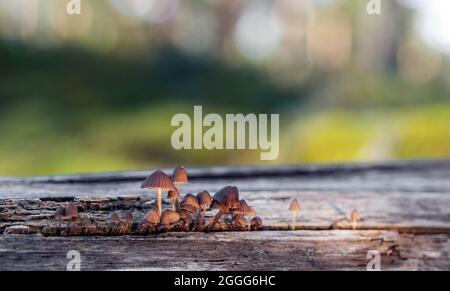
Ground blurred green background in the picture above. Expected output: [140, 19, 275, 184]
[0, 0, 449, 176]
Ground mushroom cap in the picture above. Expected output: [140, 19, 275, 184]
[196, 191, 212, 207]
[65, 202, 79, 218]
[160, 210, 181, 226]
[232, 214, 248, 226]
[289, 199, 301, 212]
[251, 216, 263, 229]
[180, 193, 200, 209]
[351, 210, 361, 221]
[122, 212, 133, 223]
[109, 213, 121, 223]
[172, 166, 188, 185]
[210, 200, 224, 211]
[82, 218, 93, 227]
[249, 206, 257, 216]
[179, 209, 194, 219]
[180, 204, 198, 215]
[143, 207, 161, 225]
[212, 186, 240, 210]
[141, 170, 175, 191]
[167, 188, 181, 200]
[239, 200, 253, 215]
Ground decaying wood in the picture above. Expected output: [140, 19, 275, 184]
[0, 160, 449, 270]
[0, 231, 448, 271]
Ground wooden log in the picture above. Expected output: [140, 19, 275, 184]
[0, 160, 449, 270]
[0, 231, 448, 271]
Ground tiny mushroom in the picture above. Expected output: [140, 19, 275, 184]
[239, 200, 255, 230]
[167, 188, 181, 211]
[55, 205, 65, 227]
[180, 215, 194, 231]
[181, 193, 200, 229]
[172, 166, 188, 192]
[109, 213, 121, 224]
[122, 211, 134, 232]
[81, 218, 95, 235]
[197, 191, 212, 210]
[351, 210, 361, 230]
[289, 199, 301, 230]
[65, 202, 79, 221]
[82, 218, 92, 227]
[143, 207, 161, 225]
[180, 193, 200, 211]
[141, 170, 175, 215]
[195, 191, 212, 230]
[238, 200, 252, 215]
[180, 204, 198, 216]
[232, 213, 248, 229]
[160, 210, 181, 230]
[207, 186, 240, 232]
[250, 216, 263, 230]
[179, 209, 194, 220]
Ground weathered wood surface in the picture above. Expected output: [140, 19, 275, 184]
[1, 231, 448, 271]
[0, 160, 449, 270]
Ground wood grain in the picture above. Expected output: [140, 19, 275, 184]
[0, 160, 449, 270]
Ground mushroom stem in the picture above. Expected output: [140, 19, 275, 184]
[157, 188, 162, 215]
[171, 199, 175, 211]
[195, 207, 205, 231]
[352, 219, 357, 230]
[291, 212, 296, 230]
[206, 210, 223, 232]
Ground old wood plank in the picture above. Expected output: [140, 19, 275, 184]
[0, 161, 449, 234]
[0, 230, 448, 271]
[0, 161, 449, 270]
[1, 191, 449, 235]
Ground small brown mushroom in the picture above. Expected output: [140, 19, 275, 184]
[141, 170, 175, 215]
[160, 210, 181, 231]
[351, 210, 361, 230]
[197, 191, 212, 209]
[109, 213, 121, 224]
[143, 207, 161, 225]
[180, 193, 200, 210]
[180, 216, 194, 231]
[81, 218, 95, 235]
[122, 211, 134, 232]
[232, 214, 248, 230]
[195, 191, 212, 230]
[239, 200, 255, 230]
[207, 186, 240, 232]
[172, 166, 188, 193]
[289, 199, 301, 230]
[65, 202, 79, 221]
[82, 218, 93, 227]
[180, 204, 197, 215]
[250, 216, 263, 230]
[167, 189, 181, 211]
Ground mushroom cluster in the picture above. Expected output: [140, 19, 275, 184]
[140, 166, 263, 232]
